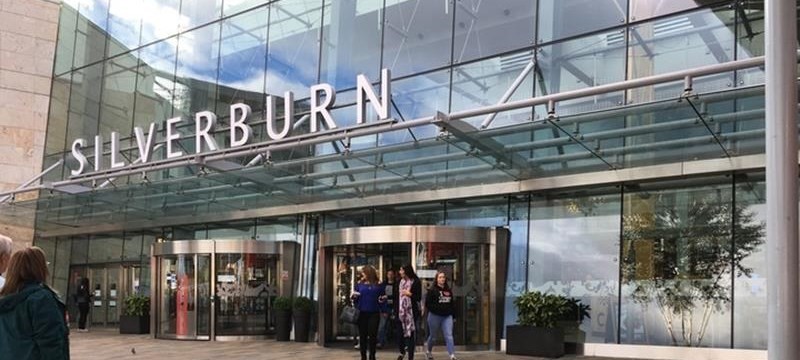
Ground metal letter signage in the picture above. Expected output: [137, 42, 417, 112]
[67, 70, 392, 177]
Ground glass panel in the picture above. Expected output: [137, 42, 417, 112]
[384, 69, 451, 144]
[529, 189, 621, 344]
[323, 208, 372, 230]
[133, 39, 178, 129]
[537, 0, 626, 43]
[90, 267, 106, 325]
[383, 0, 454, 77]
[266, 0, 324, 96]
[207, 220, 256, 240]
[174, 23, 221, 118]
[46, 74, 72, 155]
[504, 196, 529, 335]
[53, 238, 73, 296]
[217, 6, 268, 117]
[255, 217, 298, 242]
[107, 266, 120, 323]
[373, 202, 445, 226]
[122, 233, 144, 261]
[55, 4, 78, 75]
[445, 196, 508, 227]
[536, 30, 626, 115]
[630, 0, 719, 22]
[106, 0, 141, 57]
[67, 62, 103, 150]
[180, 0, 223, 29]
[71, 236, 89, 264]
[320, 0, 383, 89]
[197, 255, 211, 336]
[215, 253, 278, 336]
[627, 6, 736, 104]
[99, 55, 137, 135]
[621, 180, 736, 347]
[138, 0, 181, 45]
[88, 234, 123, 263]
[224, 0, 268, 16]
[452, 0, 536, 64]
[73, 0, 110, 69]
[732, 173, 767, 349]
[159, 255, 196, 337]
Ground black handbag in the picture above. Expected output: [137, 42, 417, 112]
[340, 305, 360, 324]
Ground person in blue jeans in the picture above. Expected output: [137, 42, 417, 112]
[377, 269, 396, 348]
[352, 265, 386, 360]
[424, 271, 457, 360]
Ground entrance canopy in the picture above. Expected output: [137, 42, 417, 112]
[0, 55, 783, 237]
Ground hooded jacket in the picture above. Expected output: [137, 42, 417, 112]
[0, 282, 70, 360]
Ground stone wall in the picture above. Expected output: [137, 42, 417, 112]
[0, 0, 59, 249]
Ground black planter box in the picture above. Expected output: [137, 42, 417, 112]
[119, 315, 150, 334]
[275, 309, 293, 341]
[506, 325, 564, 358]
[293, 311, 311, 342]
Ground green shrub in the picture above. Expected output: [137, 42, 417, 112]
[293, 296, 313, 313]
[123, 294, 150, 317]
[274, 296, 292, 311]
[514, 291, 589, 328]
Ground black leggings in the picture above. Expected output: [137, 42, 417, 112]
[78, 303, 89, 329]
[358, 311, 380, 360]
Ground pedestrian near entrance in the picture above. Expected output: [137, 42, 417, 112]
[377, 269, 396, 348]
[0, 246, 70, 359]
[395, 264, 421, 360]
[74, 277, 92, 332]
[0, 234, 13, 290]
[424, 272, 457, 360]
[352, 265, 386, 360]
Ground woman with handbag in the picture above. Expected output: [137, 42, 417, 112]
[394, 264, 421, 360]
[352, 265, 386, 360]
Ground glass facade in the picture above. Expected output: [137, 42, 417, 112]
[20, 0, 798, 352]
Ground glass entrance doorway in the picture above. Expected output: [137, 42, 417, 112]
[67, 263, 141, 327]
[151, 239, 298, 340]
[318, 226, 508, 351]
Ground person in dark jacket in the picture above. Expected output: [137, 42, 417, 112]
[74, 277, 91, 332]
[424, 271, 457, 360]
[352, 265, 386, 360]
[394, 264, 421, 360]
[0, 246, 69, 360]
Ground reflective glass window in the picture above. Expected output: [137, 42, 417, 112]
[55, 4, 78, 75]
[732, 174, 767, 349]
[66, 62, 103, 150]
[138, 0, 181, 45]
[453, 0, 536, 64]
[503, 196, 529, 336]
[99, 55, 138, 135]
[53, 238, 73, 297]
[621, 180, 735, 347]
[373, 202, 444, 226]
[207, 220, 256, 240]
[382, 69, 450, 146]
[536, 30, 625, 115]
[106, 0, 141, 57]
[133, 39, 178, 129]
[217, 6, 268, 118]
[180, 0, 223, 30]
[224, 0, 269, 16]
[383, 0, 454, 77]
[73, 0, 110, 69]
[529, 189, 621, 344]
[88, 234, 124, 263]
[320, 0, 384, 90]
[122, 233, 144, 261]
[266, 0, 323, 97]
[627, 6, 735, 103]
[71, 236, 89, 264]
[255, 217, 299, 241]
[537, 0, 626, 44]
[46, 74, 72, 155]
[174, 23, 221, 118]
[630, 0, 719, 22]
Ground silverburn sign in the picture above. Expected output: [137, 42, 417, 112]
[69, 69, 392, 177]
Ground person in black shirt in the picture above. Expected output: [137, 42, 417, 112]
[74, 277, 91, 332]
[424, 271, 457, 360]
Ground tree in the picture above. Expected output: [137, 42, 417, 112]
[621, 193, 764, 346]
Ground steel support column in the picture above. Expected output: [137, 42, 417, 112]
[766, 0, 799, 358]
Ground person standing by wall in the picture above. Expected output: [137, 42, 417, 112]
[0, 234, 13, 290]
[377, 269, 396, 348]
[352, 265, 385, 360]
[0, 246, 69, 359]
[424, 271, 457, 360]
[74, 277, 91, 332]
[395, 264, 421, 360]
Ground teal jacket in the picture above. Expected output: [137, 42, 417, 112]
[0, 282, 70, 359]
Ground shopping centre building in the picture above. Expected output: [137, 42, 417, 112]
[0, 0, 795, 358]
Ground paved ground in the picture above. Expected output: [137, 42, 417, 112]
[69, 328, 645, 360]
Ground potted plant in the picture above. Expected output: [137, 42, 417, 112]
[120, 294, 150, 334]
[507, 291, 588, 357]
[559, 297, 592, 353]
[273, 296, 293, 341]
[292, 296, 314, 342]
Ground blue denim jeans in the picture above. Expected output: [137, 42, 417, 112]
[426, 312, 455, 356]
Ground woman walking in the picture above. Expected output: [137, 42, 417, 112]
[74, 277, 91, 332]
[0, 247, 69, 359]
[352, 265, 386, 360]
[395, 264, 421, 360]
[424, 272, 457, 360]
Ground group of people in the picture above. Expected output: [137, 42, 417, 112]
[351, 264, 457, 360]
[0, 235, 71, 359]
